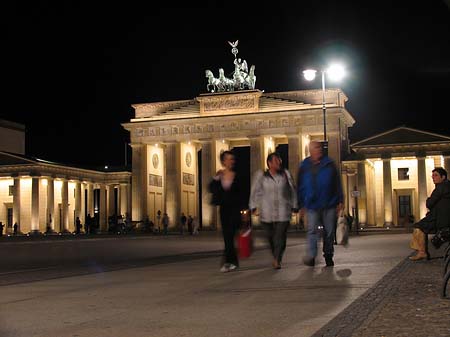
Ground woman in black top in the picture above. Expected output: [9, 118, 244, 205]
[209, 150, 242, 272]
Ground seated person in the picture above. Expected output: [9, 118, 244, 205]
[410, 167, 450, 260]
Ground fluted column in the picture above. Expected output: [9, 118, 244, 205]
[61, 179, 69, 232]
[75, 181, 82, 221]
[287, 134, 301, 184]
[131, 144, 144, 221]
[200, 140, 215, 228]
[357, 161, 367, 225]
[47, 177, 55, 232]
[12, 177, 20, 231]
[249, 136, 264, 180]
[444, 156, 450, 173]
[417, 156, 428, 219]
[382, 158, 393, 226]
[31, 177, 40, 234]
[119, 184, 128, 217]
[87, 183, 94, 217]
[165, 143, 180, 228]
[99, 184, 107, 232]
[107, 185, 115, 217]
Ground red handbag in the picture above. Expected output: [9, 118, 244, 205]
[238, 228, 253, 258]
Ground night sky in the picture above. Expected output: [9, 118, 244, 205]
[1, 1, 450, 168]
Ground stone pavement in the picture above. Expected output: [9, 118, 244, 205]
[312, 246, 450, 337]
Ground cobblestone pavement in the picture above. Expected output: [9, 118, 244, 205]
[312, 248, 450, 337]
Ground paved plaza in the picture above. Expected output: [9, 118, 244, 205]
[0, 232, 449, 336]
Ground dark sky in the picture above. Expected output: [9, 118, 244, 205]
[1, 1, 450, 168]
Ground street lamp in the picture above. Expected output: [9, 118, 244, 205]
[302, 64, 346, 144]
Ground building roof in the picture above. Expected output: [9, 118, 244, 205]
[351, 126, 450, 148]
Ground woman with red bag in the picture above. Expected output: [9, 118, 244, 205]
[208, 150, 243, 273]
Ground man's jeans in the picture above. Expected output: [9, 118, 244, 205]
[306, 208, 337, 258]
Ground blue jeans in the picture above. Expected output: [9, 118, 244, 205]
[306, 208, 337, 258]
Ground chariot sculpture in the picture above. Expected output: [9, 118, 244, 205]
[205, 40, 256, 93]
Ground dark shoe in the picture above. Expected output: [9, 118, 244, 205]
[325, 256, 334, 267]
[303, 257, 315, 267]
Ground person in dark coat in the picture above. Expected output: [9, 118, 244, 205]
[208, 150, 243, 273]
[410, 167, 450, 260]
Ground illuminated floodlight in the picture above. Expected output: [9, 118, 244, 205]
[303, 69, 317, 81]
[327, 64, 345, 81]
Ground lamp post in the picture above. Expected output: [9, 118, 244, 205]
[303, 64, 345, 149]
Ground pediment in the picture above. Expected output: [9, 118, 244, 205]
[0, 151, 36, 166]
[351, 126, 450, 148]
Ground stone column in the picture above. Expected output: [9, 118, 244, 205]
[444, 156, 450, 173]
[31, 176, 40, 234]
[417, 156, 428, 219]
[287, 134, 301, 184]
[47, 177, 55, 232]
[165, 143, 180, 229]
[75, 181, 82, 221]
[61, 179, 69, 233]
[99, 184, 107, 232]
[382, 158, 393, 226]
[357, 161, 367, 226]
[107, 185, 115, 217]
[249, 136, 264, 180]
[120, 184, 128, 217]
[12, 177, 20, 231]
[87, 183, 94, 217]
[200, 140, 216, 228]
[131, 144, 144, 221]
[80, 183, 86, 225]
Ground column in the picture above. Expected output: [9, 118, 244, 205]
[357, 161, 367, 225]
[200, 140, 215, 228]
[87, 183, 94, 217]
[80, 183, 86, 225]
[47, 177, 55, 232]
[75, 181, 82, 221]
[249, 136, 264, 180]
[382, 158, 393, 226]
[444, 155, 450, 173]
[165, 142, 180, 228]
[13, 177, 20, 231]
[287, 134, 301, 184]
[107, 185, 115, 217]
[120, 184, 128, 217]
[417, 156, 428, 219]
[131, 144, 144, 221]
[61, 179, 69, 232]
[99, 184, 107, 232]
[31, 177, 40, 234]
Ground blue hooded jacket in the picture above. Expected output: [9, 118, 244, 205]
[297, 155, 343, 210]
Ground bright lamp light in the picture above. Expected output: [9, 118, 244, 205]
[303, 69, 317, 81]
[326, 64, 345, 81]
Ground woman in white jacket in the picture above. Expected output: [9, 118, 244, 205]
[249, 152, 298, 269]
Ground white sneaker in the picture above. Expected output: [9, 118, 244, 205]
[220, 264, 230, 273]
[228, 263, 237, 271]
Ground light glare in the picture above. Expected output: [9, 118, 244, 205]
[327, 64, 345, 81]
[303, 69, 317, 81]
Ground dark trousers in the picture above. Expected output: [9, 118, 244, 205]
[262, 221, 290, 263]
[220, 206, 239, 266]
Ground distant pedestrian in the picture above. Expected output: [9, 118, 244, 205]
[85, 214, 91, 234]
[75, 217, 82, 234]
[0, 221, 4, 236]
[180, 213, 187, 235]
[192, 216, 199, 235]
[249, 152, 298, 269]
[13, 222, 18, 235]
[162, 212, 169, 235]
[187, 215, 194, 235]
[297, 140, 343, 267]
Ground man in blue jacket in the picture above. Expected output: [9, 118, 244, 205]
[297, 140, 343, 267]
